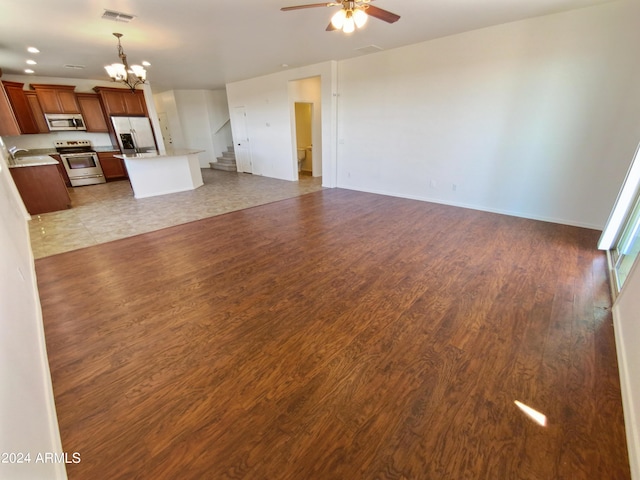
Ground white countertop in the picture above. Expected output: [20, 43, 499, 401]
[8, 155, 59, 168]
[114, 149, 204, 160]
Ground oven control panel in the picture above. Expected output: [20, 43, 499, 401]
[54, 140, 92, 148]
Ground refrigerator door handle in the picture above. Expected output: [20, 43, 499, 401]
[130, 128, 139, 152]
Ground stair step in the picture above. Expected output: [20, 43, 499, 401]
[216, 157, 236, 165]
[209, 161, 237, 171]
[220, 151, 236, 160]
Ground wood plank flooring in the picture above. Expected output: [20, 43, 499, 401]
[35, 189, 630, 479]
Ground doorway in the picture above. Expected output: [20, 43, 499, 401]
[233, 106, 252, 174]
[294, 102, 313, 177]
[289, 76, 322, 181]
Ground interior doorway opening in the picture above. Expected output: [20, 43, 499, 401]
[294, 102, 313, 176]
[289, 76, 322, 181]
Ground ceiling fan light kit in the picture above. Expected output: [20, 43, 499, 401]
[282, 0, 399, 34]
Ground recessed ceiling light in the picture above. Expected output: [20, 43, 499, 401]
[281, 64, 289, 68]
[27, 47, 39, 53]
[142, 61, 151, 67]
[24, 69, 35, 74]
[26, 59, 37, 65]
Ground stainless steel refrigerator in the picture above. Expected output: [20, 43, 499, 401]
[111, 116, 157, 154]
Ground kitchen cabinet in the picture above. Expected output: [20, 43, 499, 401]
[97, 151, 128, 180]
[30, 84, 81, 114]
[93, 87, 147, 116]
[24, 91, 49, 133]
[50, 154, 71, 187]
[2, 81, 39, 134]
[10, 163, 71, 215]
[77, 93, 109, 132]
[0, 70, 20, 136]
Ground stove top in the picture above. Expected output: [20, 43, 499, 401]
[55, 140, 94, 154]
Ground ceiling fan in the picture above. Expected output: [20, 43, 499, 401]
[281, 0, 400, 33]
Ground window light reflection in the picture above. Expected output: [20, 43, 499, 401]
[514, 400, 547, 426]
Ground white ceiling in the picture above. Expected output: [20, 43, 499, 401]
[0, 0, 614, 93]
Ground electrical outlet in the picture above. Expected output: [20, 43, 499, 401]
[430, 180, 437, 188]
[452, 184, 457, 191]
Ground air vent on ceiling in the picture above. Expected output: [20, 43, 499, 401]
[102, 9, 136, 23]
[356, 45, 384, 55]
[64, 64, 85, 70]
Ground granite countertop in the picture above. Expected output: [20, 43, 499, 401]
[115, 149, 204, 159]
[94, 146, 121, 153]
[11, 146, 120, 156]
[8, 155, 59, 169]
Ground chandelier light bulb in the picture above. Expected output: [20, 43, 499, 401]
[353, 8, 368, 28]
[342, 12, 355, 33]
[331, 9, 347, 29]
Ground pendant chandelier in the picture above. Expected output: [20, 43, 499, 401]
[104, 33, 147, 92]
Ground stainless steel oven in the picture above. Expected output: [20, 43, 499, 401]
[55, 140, 106, 187]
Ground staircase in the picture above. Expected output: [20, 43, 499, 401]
[209, 146, 237, 172]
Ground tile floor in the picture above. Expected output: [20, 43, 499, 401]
[29, 169, 323, 259]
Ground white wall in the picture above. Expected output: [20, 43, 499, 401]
[224, 2, 640, 226]
[153, 89, 231, 168]
[335, 0, 640, 229]
[226, 61, 337, 185]
[0, 138, 66, 479]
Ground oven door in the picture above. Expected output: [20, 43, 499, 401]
[61, 153, 106, 186]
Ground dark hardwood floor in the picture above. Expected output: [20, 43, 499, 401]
[35, 189, 630, 479]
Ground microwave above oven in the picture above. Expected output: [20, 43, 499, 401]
[44, 113, 87, 131]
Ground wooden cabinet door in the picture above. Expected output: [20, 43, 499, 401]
[97, 152, 128, 179]
[2, 81, 38, 134]
[123, 91, 147, 116]
[77, 94, 108, 132]
[25, 92, 49, 133]
[94, 87, 148, 116]
[10, 164, 71, 215]
[31, 84, 80, 114]
[33, 87, 62, 113]
[57, 89, 81, 113]
[50, 154, 71, 187]
[98, 90, 127, 115]
[0, 80, 20, 136]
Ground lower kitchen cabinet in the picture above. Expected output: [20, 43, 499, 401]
[10, 164, 71, 215]
[97, 151, 128, 180]
[50, 154, 71, 187]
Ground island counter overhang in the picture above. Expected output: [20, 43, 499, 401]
[115, 149, 204, 199]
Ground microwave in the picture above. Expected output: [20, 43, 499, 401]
[44, 113, 87, 131]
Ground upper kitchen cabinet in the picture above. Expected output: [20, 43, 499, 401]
[24, 92, 49, 133]
[2, 81, 39, 134]
[0, 78, 20, 136]
[31, 84, 81, 114]
[76, 93, 109, 132]
[93, 87, 147, 116]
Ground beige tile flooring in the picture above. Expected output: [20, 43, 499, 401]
[29, 169, 323, 259]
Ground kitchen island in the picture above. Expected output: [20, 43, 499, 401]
[115, 149, 204, 199]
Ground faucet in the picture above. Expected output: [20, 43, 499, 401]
[8, 146, 28, 161]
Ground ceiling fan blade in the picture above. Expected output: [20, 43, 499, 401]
[281, 2, 334, 11]
[364, 4, 400, 23]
